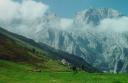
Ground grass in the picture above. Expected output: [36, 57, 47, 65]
[0, 60, 128, 83]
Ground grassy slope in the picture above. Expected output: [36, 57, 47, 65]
[0, 60, 128, 83]
[0, 28, 69, 72]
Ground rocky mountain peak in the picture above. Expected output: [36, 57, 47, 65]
[74, 8, 122, 25]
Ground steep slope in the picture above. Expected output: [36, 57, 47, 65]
[0, 28, 70, 72]
[31, 8, 128, 73]
[0, 27, 99, 72]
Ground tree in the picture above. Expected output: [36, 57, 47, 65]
[32, 48, 36, 53]
[81, 64, 85, 70]
[71, 66, 78, 75]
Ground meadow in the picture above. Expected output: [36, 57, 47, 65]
[0, 60, 128, 83]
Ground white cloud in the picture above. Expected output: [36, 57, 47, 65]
[0, 0, 128, 38]
[19, 0, 48, 21]
[0, 0, 19, 22]
[60, 18, 73, 30]
[98, 17, 128, 32]
[0, 0, 49, 38]
[0, 0, 49, 22]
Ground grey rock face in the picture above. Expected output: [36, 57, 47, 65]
[33, 8, 128, 73]
[74, 8, 122, 25]
[35, 27, 128, 73]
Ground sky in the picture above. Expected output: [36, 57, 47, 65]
[13, 0, 128, 18]
[0, 0, 128, 37]
[38, 0, 128, 18]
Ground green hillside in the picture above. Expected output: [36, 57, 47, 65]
[0, 27, 99, 72]
[0, 27, 69, 72]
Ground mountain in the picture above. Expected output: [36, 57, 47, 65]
[0, 27, 99, 72]
[74, 8, 122, 25]
[0, 8, 127, 73]
[31, 8, 128, 73]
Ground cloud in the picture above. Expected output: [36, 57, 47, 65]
[0, 0, 19, 22]
[0, 0, 128, 38]
[98, 17, 128, 33]
[19, 0, 49, 21]
[60, 18, 73, 30]
[0, 0, 49, 22]
[0, 0, 49, 38]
